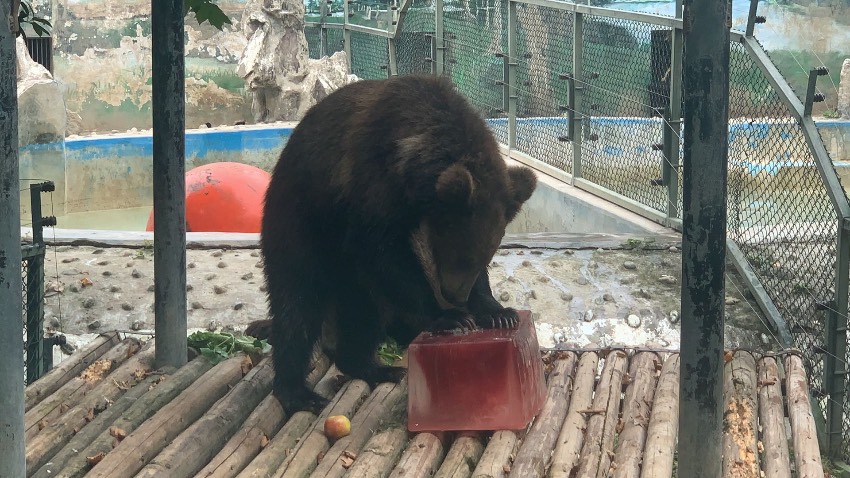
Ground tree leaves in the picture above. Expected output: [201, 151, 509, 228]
[17, 0, 53, 37]
[187, 331, 272, 364]
[184, 0, 233, 30]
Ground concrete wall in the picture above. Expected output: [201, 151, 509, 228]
[19, 123, 293, 219]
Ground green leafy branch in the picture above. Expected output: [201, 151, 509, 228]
[17, 0, 52, 37]
[184, 0, 232, 30]
[188, 331, 271, 364]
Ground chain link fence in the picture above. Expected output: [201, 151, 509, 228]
[726, 40, 844, 457]
[579, 16, 669, 213]
[304, 0, 850, 461]
[350, 31, 390, 79]
[513, 4, 574, 172]
[443, 1, 509, 144]
[21, 245, 46, 385]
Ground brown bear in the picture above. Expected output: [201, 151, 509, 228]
[250, 74, 538, 415]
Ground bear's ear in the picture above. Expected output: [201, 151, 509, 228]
[505, 166, 537, 220]
[435, 164, 475, 206]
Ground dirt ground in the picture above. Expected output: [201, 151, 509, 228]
[39, 240, 779, 363]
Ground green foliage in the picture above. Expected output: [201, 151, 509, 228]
[17, 0, 52, 37]
[184, 0, 232, 30]
[377, 338, 404, 365]
[188, 331, 272, 364]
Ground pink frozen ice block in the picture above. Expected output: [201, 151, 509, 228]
[407, 310, 546, 432]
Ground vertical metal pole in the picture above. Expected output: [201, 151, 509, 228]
[388, 37, 398, 77]
[434, 0, 444, 75]
[745, 0, 759, 37]
[571, 12, 584, 182]
[343, 0, 352, 69]
[826, 224, 850, 456]
[506, 0, 517, 149]
[151, 0, 188, 370]
[678, 0, 730, 475]
[0, 1, 26, 475]
[664, 15, 683, 220]
[320, 0, 329, 57]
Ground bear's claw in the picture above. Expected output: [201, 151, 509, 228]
[474, 306, 519, 329]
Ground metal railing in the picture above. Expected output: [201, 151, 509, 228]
[21, 181, 61, 385]
[304, 0, 850, 460]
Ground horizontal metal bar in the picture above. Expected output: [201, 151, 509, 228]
[306, 21, 344, 29]
[504, 145, 575, 184]
[573, 178, 675, 228]
[726, 239, 794, 347]
[345, 22, 392, 37]
[511, 0, 682, 28]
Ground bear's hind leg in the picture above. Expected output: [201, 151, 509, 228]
[334, 310, 406, 387]
[269, 301, 331, 415]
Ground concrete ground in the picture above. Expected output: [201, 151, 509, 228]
[34, 231, 780, 365]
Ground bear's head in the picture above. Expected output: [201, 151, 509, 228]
[411, 161, 537, 309]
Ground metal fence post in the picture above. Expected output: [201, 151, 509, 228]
[320, 0, 329, 57]
[387, 0, 399, 77]
[0, 0, 26, 473]
[826, 224, 850, 456]
[663, 6, 683, 220]
[434, 0, 444, 75]
[506, 0, 517, 149]
[571, 11, 584, 182]
[388, 37, 398, 77]
[151, 0, 188, 370]
[343, 0, 352, 69]
[26, 182, 55, 383]
[678, 0, 731, 475]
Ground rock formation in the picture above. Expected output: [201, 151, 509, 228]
[16, 36, 67, 145]
[839, 58, 850, 119]
[237, 0, 359, 123]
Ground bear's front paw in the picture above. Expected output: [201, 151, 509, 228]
[474, 306, 518, 329]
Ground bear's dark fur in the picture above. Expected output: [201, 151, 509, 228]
[252, 74, 538, 415]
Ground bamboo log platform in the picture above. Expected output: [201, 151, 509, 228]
[23, 337, 826, 478]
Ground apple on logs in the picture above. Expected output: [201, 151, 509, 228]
[324, 415, 351, 440]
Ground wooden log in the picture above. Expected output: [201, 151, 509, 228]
[434, 432, 485, 478]
[549, 351, 599, 478]
[311, 378, 408, 478]
[574, 349, 628, 478]
[252, 379, 370, 478]
[25, 332, 122, 411]
[235, 411, 318, 478]
[26, 341, 157, 473]
[611, 352, 662, 478]
[24, 337, 142, 442]
[640, 353, 680, 478]
[194, 357, 331, 478]
[508, 352, 577, 478]
[388, 432, 448, 478]
[85, 353, 252, 478]
[31, 357, 212, 478]
[193, 394, 287, 478]
[345, 426, 410, 478]
[313, 365, 347, 400]
[756, 356, 791, 478]
[721, 351, 760, 478]
[471, 431, 518, 478]
[784, 354, 825, 477]
[135, 357, 277, 478]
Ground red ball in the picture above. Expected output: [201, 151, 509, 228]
[146, 162, 271, 233]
